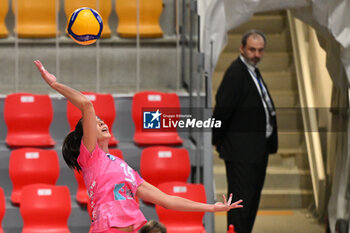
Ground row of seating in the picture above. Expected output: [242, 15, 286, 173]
[0, 182, 206, 233]
[138, 137, 207, 232]
[1, 145, 206, 232]
[0, 0, 163, 38]
[6, 146, 190, 206]
[4, 91, 182, 148]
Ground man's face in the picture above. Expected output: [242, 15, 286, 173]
[240, 35, 265, 66]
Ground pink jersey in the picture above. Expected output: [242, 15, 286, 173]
[77, 142, 147, 232]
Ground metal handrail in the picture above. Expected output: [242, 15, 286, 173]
[287, 11, 326, 217]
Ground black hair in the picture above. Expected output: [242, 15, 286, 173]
[241, 29, 267, 47]
[139, 220, 167, 233]
[62, 118, 83, 172]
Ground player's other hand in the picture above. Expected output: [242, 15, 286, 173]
[213, 194, 243, 212]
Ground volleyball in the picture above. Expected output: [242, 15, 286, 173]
[67, 7, 103, 45]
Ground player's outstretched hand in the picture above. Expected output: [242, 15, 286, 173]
[213, 194, 243, 212]
[34, 60, 56, 86]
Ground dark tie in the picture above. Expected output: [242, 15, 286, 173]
[254, 68, 275, 116]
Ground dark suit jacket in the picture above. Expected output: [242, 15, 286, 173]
[212, 57, 278, 163]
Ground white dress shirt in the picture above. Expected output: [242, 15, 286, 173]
[240, 55, 273, 138]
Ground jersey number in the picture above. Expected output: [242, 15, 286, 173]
[120, 163, 135, 183]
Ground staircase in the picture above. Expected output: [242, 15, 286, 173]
[212, 10, 314, 209]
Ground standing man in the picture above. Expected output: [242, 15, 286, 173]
[212, 29, 278, 233]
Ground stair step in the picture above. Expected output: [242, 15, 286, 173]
[270, 90, 299, 107]
[275, 147, 307, 155]
[276, 107, 304, 133]
[278, 132, 306, 149]
[262, 70, 297, 91]
[215, 52, 292, 72]
[214, 148, 309, 169]
[263, 167, 312, 189]
[212, 82, 299, 108]
[211, 72, 224, 94]
[269, 151, 310, 169]
[231, 14, 287, 34]
[214, 166, 312, 190]
[212, 70, 297, 94]
[215, 188, 313, 209]
[213, 149, 223, 164]
[259, 189, 314, 209]
[224, 33, 292, 53]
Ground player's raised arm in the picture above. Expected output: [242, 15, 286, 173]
[34, 60, 97, 152]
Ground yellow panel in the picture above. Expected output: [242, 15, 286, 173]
[0, 0, 9, 37]
[12, 0, 59, 38]
[116, 0, 163, 38]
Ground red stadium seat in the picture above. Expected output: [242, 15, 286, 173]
[140, 146, 190, 188]
[74, 148, 123, 205]
[0, 187, 5, 233]
[155, 182, 207, 233]
[132, 91, 183, 145]
[67, 92, 118, 146]
[4, 93, 55, 147]
[9, 148, 60, 205]
[73, 170, 89, 205]
[108, 148, 124, 160]
[20, 184, 71, 233]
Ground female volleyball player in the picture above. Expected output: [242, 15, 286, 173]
[34, 60, 243, 233]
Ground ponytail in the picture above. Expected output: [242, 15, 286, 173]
[62, 118, 83, 171]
